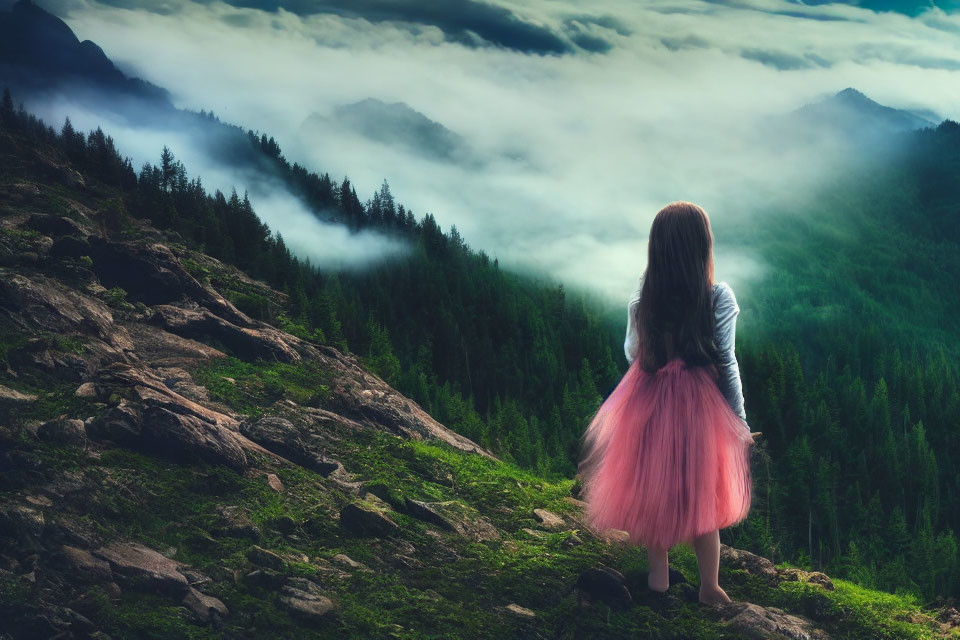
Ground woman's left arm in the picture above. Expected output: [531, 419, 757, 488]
[624, 277, 643, 365]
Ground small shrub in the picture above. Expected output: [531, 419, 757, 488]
[105, 286, 132, 309]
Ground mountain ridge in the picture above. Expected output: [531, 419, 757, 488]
[0, 0, 172, 109]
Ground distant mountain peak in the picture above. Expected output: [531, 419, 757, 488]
[306, 98, 475, 165]
[836, 87, 866, 99]
[795, 86, 935, 135]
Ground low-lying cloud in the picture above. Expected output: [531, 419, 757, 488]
[24, 0, 960, 304]
[26, 93, 410, 271]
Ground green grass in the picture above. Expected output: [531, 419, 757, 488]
[192, 356, 332, 416]
[4, 406, 953, 639]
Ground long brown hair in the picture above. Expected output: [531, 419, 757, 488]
[635, 201, 720, 373]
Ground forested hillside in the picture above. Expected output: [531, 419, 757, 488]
[5, 80, 960, 610]
[1, 89, 621, 482]
[724, 123, 960, 600]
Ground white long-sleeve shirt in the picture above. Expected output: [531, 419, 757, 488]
[623, 274, 747, 423]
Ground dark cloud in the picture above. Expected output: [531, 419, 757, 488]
[558, 14, 631, 54]
[787, 0, 960, 17]
[209, 0, 575, 55]
[705, 0, 959, 17]
[568, 33, 611, 53]
[741, 48, 833, 70]
[772, 9, 859, 22]
[563, 14, 632, 36]
[53, 0, 574, 54]
[73, 0, 638, 54]
[660, 34, 711, 51]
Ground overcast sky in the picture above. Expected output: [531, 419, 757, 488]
[19, 0, 960, 303]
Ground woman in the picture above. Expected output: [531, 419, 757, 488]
[577, 201, 754, 605]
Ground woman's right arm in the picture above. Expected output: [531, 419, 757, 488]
[713, 282, 747, 424]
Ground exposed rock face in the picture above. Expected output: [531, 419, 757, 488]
[720, 545, 836, 591]
[59, 545, 112, 583]
[331, 553, 371, 573]
[715, 602, 831, 640]
[532, 508, 566, 530]
[720, 544, 779, 581]
[404, 498, 457, 532]
[281, 588, 335, 623]
[0, 269, 133, 354]
[37, 418, 87, 445]
[150, 304, 303, 363]
[401, 498, 499, 541]
[93, 542, 189, 596]
[318, 350, 494, 459]
[778, 568, 836, 591]
[239, 414, 349, 476]
[265, 473, 284, 493]
[0, 193, 494, 466]
[84, 364, 251, 471]
[339, 502, 399, 537]
[0, 384, 37, 405]
[141, 404, 248, 471]
[246, 545, 285, 571]
[183, 586, 229, 624]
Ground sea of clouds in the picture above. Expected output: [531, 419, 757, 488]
[12, 0, 960, 302]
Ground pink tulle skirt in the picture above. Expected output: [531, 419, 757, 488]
[578, 357, 753, 549]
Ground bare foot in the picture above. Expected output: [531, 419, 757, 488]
[647, 569, 669, 593]
[698, 585, 731, 605]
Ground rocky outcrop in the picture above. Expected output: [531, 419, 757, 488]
[59, 545, 112, 583]
[36, 417, 87, 445]
[280, 578, 335, 624]
[401, 497, 499, 541]
[0, 504, 45, 542]
[720, 544, 779, 582]
[532, 508, 566, 530]
[246, 545, 285, 571]
[93, 542, 189, 596]
[339, 502, 400, 537]
[404, 498, 457, 532]
[720, 545, 836, 591]
[239, 414, 351, 476]
[84, 364, 251, 471]
[1, 191, 494, 463]
[182, 586, 229, 624]
[505, 603, 536, 618]
[316, 344, 495, 459]
[0, 269, 133, 355]
[149, 304, 303, 363]
[714, 602, 831, 640]
[778, 568, 836, 591]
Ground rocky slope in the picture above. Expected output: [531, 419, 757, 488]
[1, 127, 958, 640]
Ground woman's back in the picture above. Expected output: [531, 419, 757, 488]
[623, 275, 747, 423]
